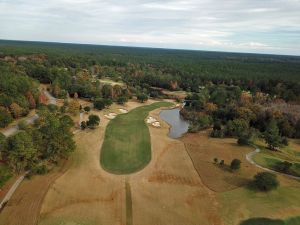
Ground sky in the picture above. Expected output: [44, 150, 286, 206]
[0, 0, 300, 55]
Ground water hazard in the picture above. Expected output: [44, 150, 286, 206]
[159, 108, 189, 139]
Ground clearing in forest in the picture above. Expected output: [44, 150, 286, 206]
[101, 102, 173, 174]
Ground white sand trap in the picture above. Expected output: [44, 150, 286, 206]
[152, 121, 161, 127]
[146, 116, 157, 124]
[119, 108, 128, 113]
[104, 113, 117, 119]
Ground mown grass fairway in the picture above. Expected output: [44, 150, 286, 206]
[100, 102, 173, 174]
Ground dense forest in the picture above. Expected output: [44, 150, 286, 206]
[1, 40, 300, 97]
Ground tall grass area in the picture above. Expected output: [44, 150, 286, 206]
[100, 102, 173, 174]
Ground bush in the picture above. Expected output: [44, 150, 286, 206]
[87, 115, 100, 128]
[219, 160, 225, 166]
[137, 93, 148, 103]
[275, 161, 292, 173]
[83, 106, 91, 113]
[117, 96, 128, 105]
[94, 98, 105, 110]
[81, 121, 87, 130]
[237, 136, 249, 145]
[214, 158, 218, 164]
[253, 172, 279, 191]
[211, 129, 224, 138]
[230, 159, 241, 171]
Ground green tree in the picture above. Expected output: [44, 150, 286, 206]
[35, 110, 75, 161]
[83, 106, 91, 112]
[230, 159, 241, 171]
[87, 115, 100, 128]
[6, 131, 37, 173]
[94, 98, 106, 110]
[117, 96, 128, 105]
[253, 172, 279, 191]
[137, 93, 148, 103]
[0, 108, 13, 128]
[264, 120, 282, 150]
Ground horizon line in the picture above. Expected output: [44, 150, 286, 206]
[1, 38, 300, 58]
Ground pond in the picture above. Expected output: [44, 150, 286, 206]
[160, 108, 189, 139]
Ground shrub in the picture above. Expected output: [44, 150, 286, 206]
[230, 159, 241, 171]
[94, 98, 105, 110]
[84, 106, 91, 113]
[211, 129, 224, 138]
[81, 121, 87, 130]
[219, 160, 225, 166]
[275, 161, 292, 173]
[253, 172, 279, 191]
[137, 93, 148, 103]
[117, 96, 128, 105]
[87, 115, 100, 128]
[214, 158, 218, 164]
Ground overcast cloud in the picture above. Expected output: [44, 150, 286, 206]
[0, 0, 299, 55]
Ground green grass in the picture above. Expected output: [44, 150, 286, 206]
[100, 102, 173, 174]
[218, 186, 300, 225]
[253, 150, 300, 177]
[0, 163, 12, 188]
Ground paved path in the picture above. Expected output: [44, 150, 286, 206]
[43, 90, 56, 105]
[0, 172, 29, 209]
[246, 146, 300, 181]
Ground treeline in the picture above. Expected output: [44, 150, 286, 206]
[0, 107, 75, 174]
[1, 40, 300, 102]
[182, 85, 300, 149]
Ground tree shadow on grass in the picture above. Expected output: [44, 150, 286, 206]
[239, 218, 285, 225]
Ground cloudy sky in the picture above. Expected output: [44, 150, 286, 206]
[0, 0, 300, 55]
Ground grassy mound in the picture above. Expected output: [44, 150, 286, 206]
[100, 102, 173, 174]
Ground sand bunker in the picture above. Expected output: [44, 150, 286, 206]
[146, 116, 161, 127]
[104, 113, 117, 119]
[152, 121, 161, 127]
[146, 116, 157, 124]
[119, 108, 128, 113]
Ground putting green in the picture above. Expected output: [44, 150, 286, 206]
[100, 102, 173, 174]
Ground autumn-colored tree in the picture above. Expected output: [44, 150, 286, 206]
[204, 102, 218, 115]
[68, 99, 80, 115]
[26, 91, 36, 109]
[38, 92, 48, 105]
[237, 107, 256, 121]
[52, 84, 61, 97]
[9, 103, 24, 118]
[240, 91, 253, 106]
